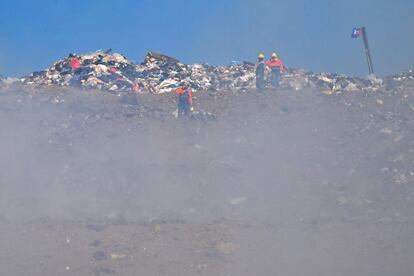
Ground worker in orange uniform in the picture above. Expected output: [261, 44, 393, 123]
[176, 81, 193, 117]
[266, 52, 285, 88]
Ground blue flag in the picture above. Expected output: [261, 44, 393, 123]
[351, 27, 362, 38]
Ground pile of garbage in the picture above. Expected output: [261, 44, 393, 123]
[0, 75, 19, 87]
[23, 49, 139, 92]
[21, 49, 411, 94]
[21, 50, 255, 93]
[384, 69, 414, 91]
[281, 70, 384, 94]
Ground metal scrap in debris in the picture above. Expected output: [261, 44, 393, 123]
[20, 49, 412, 95]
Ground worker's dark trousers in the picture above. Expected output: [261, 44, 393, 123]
[256, 77, 265, 92]
[270, 70, 281, 88]
[178, 102, 190, 117]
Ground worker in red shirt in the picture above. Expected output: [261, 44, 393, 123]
[176, 81, 193, 117]
[68, 54, 81, 70]
[266, 52, 285, 88]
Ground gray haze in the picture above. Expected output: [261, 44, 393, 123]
[0, 82, 414, 275]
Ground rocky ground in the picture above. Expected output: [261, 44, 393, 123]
[0, 82, 413, 275]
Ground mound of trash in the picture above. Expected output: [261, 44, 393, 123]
[21, 50, 254, 93]
[384, 69, 414, 91]
[0, 75, 19, 87]
[280, 70, 383, 94]
[21, 49, 411, 94]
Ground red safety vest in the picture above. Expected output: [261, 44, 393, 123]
[69, 58, 81, 70]
[131, 83, 140, 91]
[176, 88, 193, 105]
[266, 59, 285, 72]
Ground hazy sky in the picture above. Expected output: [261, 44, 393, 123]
[0, 0, 412, 77]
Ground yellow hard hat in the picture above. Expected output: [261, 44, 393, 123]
[258, 53, 265, 59]
[271, 52, 278, 59]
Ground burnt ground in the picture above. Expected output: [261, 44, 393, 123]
[0, 83, 413, 275]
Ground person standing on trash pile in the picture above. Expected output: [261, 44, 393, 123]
[68, 54, 81, 70]
[266, 52, 285, 88]
[255, 53, 266, 92]
[176, 81, 193, 117]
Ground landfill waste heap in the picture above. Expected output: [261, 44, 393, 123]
[0, 74, 19, 86]
[21, 50, 412, 94]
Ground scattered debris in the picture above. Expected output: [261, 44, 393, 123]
[23, 50, 141, 92]
[21, 49, 412, 94]
[380, 128, 393, 135]
[90, 240, 103, 247]
[214, 242, 240, 255]
[190, 110, 217, 121]
[86, 224, 108, 232]
[0, 75, 20, 87]
[226, 197, 247, 205]
[93, 250, 107, 261]
[110, 253, 127, 260]
[280, 69, 382, 93]
[93, 266, 115, 275]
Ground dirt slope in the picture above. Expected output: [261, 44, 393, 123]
[0, 84, 413, 275]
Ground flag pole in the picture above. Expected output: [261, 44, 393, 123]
[361, 27, 374, 75]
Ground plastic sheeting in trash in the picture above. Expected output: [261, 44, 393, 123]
[21, 49, 411, 94]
